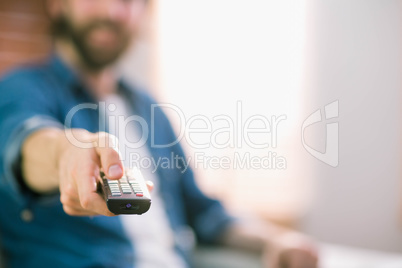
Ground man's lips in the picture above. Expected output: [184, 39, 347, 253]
[88, 27, 121, 48]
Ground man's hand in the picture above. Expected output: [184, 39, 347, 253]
[57, 130, 123, 216]
[264, 231, 318, 268]
[22, 128, 152, 217]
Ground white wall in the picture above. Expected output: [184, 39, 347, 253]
[301, 0, 402, 253]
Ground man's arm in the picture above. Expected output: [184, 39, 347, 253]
[21, 128, 124, 216]
[21, 128, 65, 193]
[220, 219, 319, 268]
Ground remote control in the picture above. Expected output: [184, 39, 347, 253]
[99, 167, 151, 215]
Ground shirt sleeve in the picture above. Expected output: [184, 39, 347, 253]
[175, 147, 237, 244]
[0, 70, 64, 204]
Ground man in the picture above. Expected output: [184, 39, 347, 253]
[0, 0, 318, 267]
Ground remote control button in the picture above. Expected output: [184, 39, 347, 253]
[111, 192, 121, 196]
[122, 189, 132, 194]
[128, 179, 137, 183]
[108, 180, 118, 184]
[136, 193, 143, 197]
[120, 183, 130, 187]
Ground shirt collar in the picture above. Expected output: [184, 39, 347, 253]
[47, 52, 134, 100]
[48, 52, 80, 89]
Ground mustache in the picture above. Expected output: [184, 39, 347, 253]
[81, 20, 123, 34]
[51, 16, 125, 38]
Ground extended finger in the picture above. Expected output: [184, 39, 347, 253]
[94, 133, 124, 180]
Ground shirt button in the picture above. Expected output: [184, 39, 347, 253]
[20, 209, 33, 222]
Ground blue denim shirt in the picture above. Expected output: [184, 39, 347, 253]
[0, 55, 234, 268]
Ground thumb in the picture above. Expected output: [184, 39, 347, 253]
[94, 132, 124, 179]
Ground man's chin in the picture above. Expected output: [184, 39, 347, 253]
[81, 49, 123, 70]
[84, 40, 128, 66]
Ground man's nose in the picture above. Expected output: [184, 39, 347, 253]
[98, 0, 130, 23]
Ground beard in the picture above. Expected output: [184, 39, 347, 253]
[51, 15, 132, 71]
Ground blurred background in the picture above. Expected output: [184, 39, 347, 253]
[1, 0, 402, 266]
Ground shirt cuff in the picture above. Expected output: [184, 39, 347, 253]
[3, 115, 64, 205]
